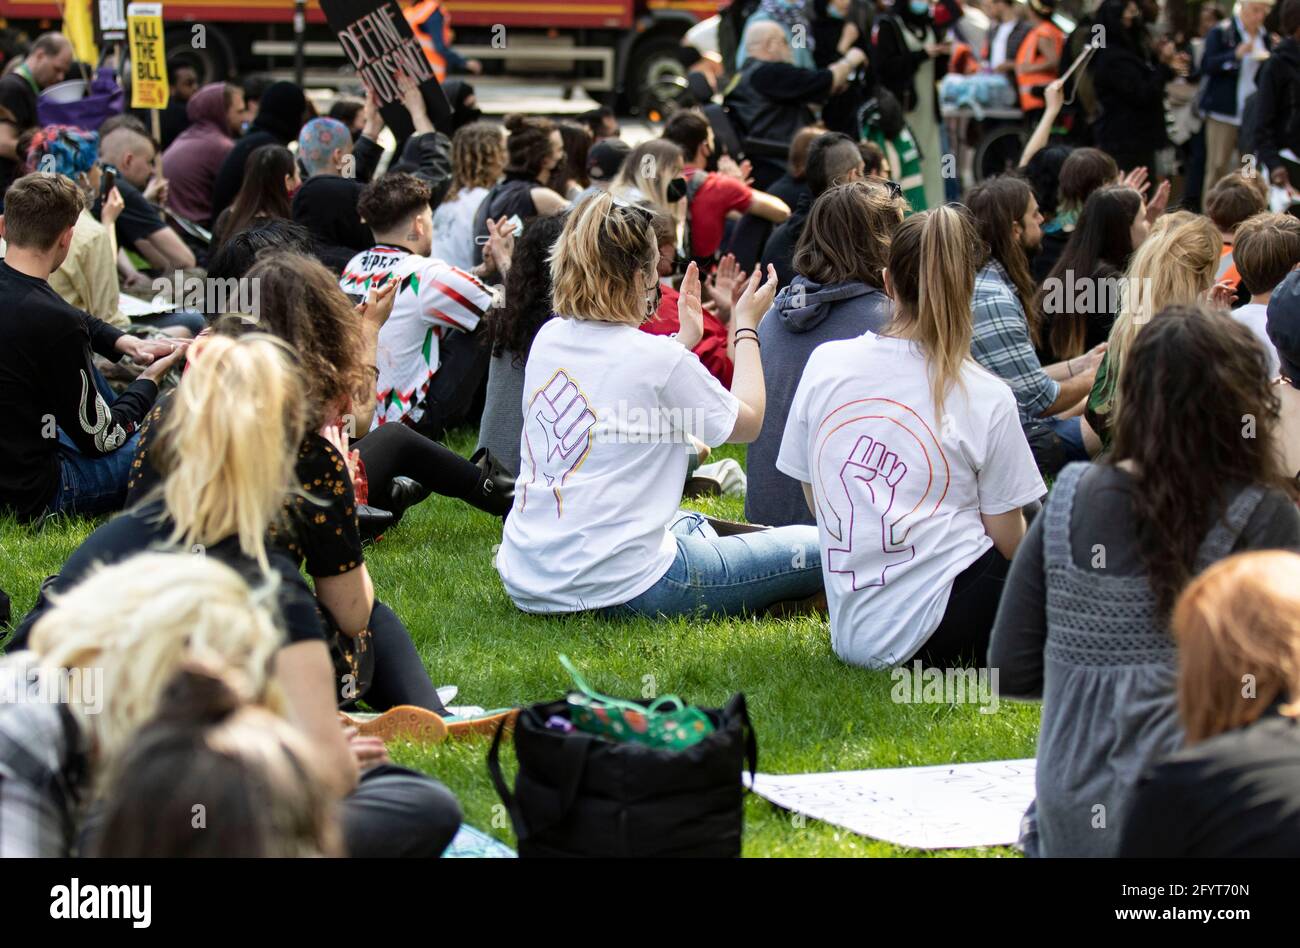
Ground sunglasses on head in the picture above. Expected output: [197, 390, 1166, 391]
[609, 194, 654, 225]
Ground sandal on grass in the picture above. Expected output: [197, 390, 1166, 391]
[341, 706, 519, 744]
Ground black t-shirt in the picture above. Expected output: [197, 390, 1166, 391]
[1120, 707, 1300, 857]
[94, 178, 166, 251]
[126, 399, 364, 577]
[0, 261, 157, 520]
[0, 71, 37, 201]
[8, 501, 325, 652]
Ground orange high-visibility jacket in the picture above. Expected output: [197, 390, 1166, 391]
[1015, 20, 1065, 112]
[405, 0, 456, 83]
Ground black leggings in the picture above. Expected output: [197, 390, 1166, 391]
[910, 546, 1010, 667]
[354, 423, 481, 507]
[352, 600, 448, 714]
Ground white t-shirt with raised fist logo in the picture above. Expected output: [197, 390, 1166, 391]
[777, 332, 1044, 668]
[497, 317, 740, 612]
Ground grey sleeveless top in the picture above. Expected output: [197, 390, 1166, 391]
[1024, 462, 1266, 858]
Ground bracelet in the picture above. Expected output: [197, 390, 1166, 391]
[735, 327, 759, 341]
[735, 329, 760, 349]
[1066, 358, 1074, 378]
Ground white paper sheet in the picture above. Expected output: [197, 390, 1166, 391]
[749, 758, 1036, 850]
[117, 294, 176, 318]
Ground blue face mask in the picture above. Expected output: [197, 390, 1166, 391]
[908, 0, 929, 15]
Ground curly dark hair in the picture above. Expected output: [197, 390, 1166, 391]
[1110, 304, 1296, 616]
[358, 172, 432, 233]
[483, 213, 568, 361]
[240, 251, 371, 429]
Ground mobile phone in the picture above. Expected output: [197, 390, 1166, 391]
[100, 165, 117, 202]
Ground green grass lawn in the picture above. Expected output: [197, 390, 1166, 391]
[0, 432, 1040, 857]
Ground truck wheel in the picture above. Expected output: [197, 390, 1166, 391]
[626, 33, 690, 119]
[165, 26, 232, 84]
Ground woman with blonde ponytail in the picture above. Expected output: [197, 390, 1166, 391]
[778, 205, 1046, 669]
[11, 334, 463, 859]
[1086, 211, 1228, 446]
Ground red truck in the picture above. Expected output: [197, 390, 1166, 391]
[1, 0, 718, 111]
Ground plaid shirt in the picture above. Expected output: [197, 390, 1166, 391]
[971, 260, 1059, 425]
[0, 657, 86, 858]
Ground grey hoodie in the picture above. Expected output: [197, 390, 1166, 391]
[746, 276, 892, 527]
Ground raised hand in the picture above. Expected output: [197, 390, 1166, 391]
[825, 434, 915, 589]
[483, 216, 517, 276]
[1122, 165, 1150, 197]
[676, 261, 704, 350]
[732, 263, 779, 331]
[1146, 178, 1170, 222]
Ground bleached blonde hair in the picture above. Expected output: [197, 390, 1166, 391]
[1101, 211, 1220, 420]
[24, 552, 284, 778]
[150, 333, 306, 570]
[550, 189, 658, 325]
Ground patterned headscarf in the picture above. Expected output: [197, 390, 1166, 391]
[760, 0, 816, 50]
[297, 117, 352, 175]
[24, 125, 99, 178]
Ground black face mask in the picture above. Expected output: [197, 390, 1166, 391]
[666, 176, 688, 203]
[454, 106, 483, 130]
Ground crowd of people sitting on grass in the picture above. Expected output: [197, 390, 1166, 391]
[1, 0, 1300, 858]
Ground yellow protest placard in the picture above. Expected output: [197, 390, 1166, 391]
[127, 2, 167, 110]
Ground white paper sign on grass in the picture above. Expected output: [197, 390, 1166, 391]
[749, 758, 1036, 850]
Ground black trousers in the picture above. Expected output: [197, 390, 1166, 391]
[354, 422, 481, 506]
[340, 764, 462, 858]
[411, 329, 491, 442]
[345, 601, 448, 714]
[909, 545, 1010, 667]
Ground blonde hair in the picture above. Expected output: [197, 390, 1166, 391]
[447, 121, 507, 200]
[152, 333, 306, 569]
[886, 205, 982, 416]
[1102, 212, 1220, 420]
[550, 190, 658, 325]
[1173, 551, 1300, 744]
[610, 139, 685, 246]
[23, 553, 284, 778]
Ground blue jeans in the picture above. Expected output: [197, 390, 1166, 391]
[1044, 415, 1088, 462]
[604, 512, 823, 620]
[52, 428, 140, 517]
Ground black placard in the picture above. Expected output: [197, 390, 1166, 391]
[319, 0, 453, 139]
[95, 0, 128, 44]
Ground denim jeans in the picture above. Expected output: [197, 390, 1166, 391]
[52, 428, 140, 518]
[1043, 415, 1088, 462]
[604, 511, 823, 620]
